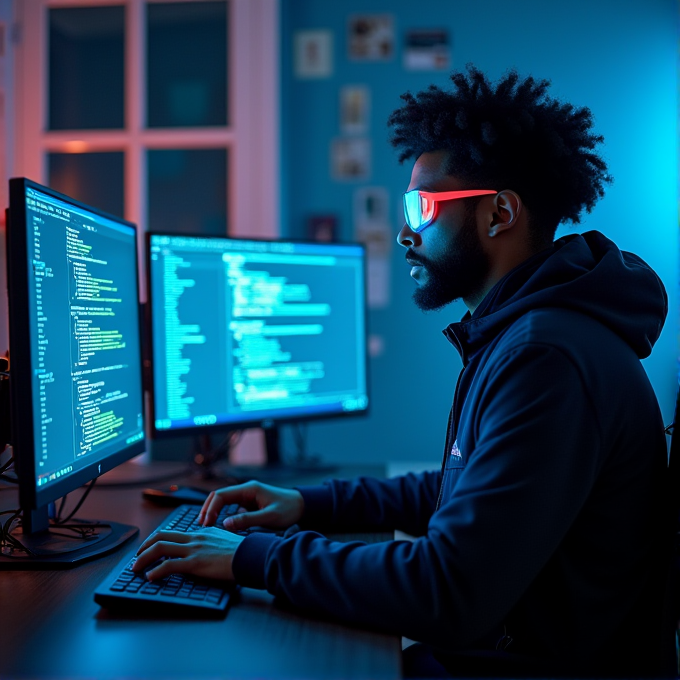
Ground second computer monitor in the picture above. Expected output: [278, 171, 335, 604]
[147, 234, 369, 438]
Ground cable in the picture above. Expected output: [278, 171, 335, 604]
[192, 430, 243, 481]
[53, 478, 97, 525]
[57, 493, 67, 521]
[0, 509, 32, 556]
[195, 430, 240, 468]
[48, 522, 100, 540]
[0, 478, 103, 557]
[0, 452, 16, 484]
[290, 423, 309, 463]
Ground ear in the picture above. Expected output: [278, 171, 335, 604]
[488, 190, 522, 238]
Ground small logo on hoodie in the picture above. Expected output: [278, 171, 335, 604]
[450, 441, 462, 460]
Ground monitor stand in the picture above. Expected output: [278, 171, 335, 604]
[0, 505, 138, 570]
[228, 426, 337, 484]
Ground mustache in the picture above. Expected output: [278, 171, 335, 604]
[405, 249, 427, 266]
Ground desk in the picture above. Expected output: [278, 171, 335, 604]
[0, 461, 401, 679]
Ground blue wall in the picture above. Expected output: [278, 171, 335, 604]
[280, 0, 678, 464]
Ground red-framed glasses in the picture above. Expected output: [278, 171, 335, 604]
[403, 189, 497, 233]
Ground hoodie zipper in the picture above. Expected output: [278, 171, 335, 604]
[435, 365, 465, 511]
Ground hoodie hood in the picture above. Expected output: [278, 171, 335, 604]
[445, 231, 668, 363]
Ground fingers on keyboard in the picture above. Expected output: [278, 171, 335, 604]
[203, 484, 254, 525]
[198, 491, 216, 525]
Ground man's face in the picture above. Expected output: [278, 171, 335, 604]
[397, 151, 491, 311]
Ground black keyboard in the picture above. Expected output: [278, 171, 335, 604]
[94, 503, 242, 616]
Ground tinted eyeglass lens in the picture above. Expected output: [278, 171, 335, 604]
[403, 191, 424, 231]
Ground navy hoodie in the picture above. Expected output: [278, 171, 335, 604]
[233, 231, 672, 676]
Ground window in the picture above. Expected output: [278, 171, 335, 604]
[15, 0, 280, 300]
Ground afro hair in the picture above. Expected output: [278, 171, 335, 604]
[388, 64, 612, 241]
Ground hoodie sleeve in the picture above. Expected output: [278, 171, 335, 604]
[294, 470, 442, 536]
[233, 343, 605, 648]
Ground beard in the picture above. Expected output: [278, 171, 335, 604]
[410, 209, 490, 311]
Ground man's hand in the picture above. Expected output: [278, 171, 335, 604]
[132, 528, 245, 581]
[198, 481, 305, 532]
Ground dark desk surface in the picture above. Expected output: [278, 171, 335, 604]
[0, 461, 401, 679]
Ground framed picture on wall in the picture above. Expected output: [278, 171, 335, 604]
[403, 29, 450, 71]
[294, 30, 333, 79]
[353, 187, 392, 308]
[340, 86, 370, 135]
[331, 138, 371, 180]
[347, 15, 394, 61]
[306, 214, 338, 242]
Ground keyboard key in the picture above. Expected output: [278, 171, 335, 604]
[141, 584, 162, 594]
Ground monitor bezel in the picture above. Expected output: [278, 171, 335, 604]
[145, 230, 371, 440]
[7, 177, 146, 511]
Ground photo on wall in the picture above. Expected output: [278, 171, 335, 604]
[403, 29, 450, 71]
[306, 215, 338, 243]
[353, 186, 392, 308]
[331, 138, 371, 180]
[340, 86, 370, 135]
[347, 15, 394, 61]
[294, 30, 333, 79]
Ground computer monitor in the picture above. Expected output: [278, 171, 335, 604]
[2, 178, 146, 567]
[146, 233, 369, 469]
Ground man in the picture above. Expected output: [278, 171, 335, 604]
[133, 66, 673, 677]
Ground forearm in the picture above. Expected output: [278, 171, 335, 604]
[233, 530, 468, 647]
[297, 470, 441, 535]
